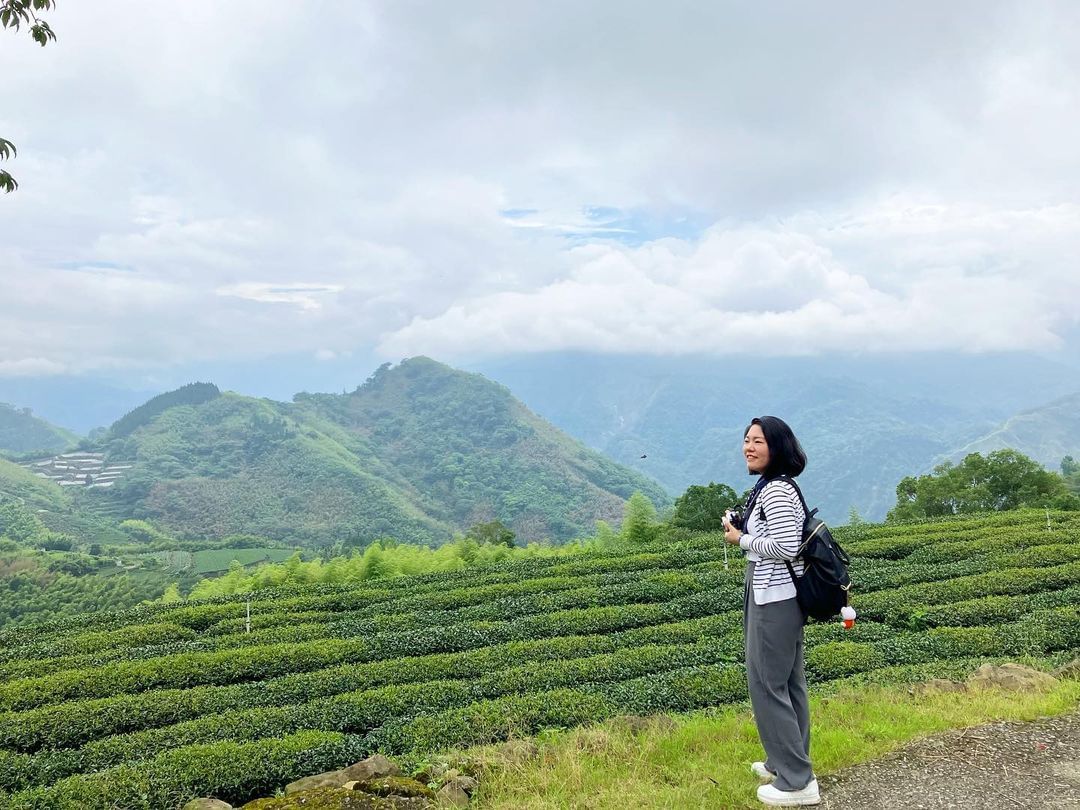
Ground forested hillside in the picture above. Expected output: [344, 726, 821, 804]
[476, 353, 1080, 521]
[0, 404, 76, 456]
[82, 358, 669, 545]
[946, 392, 1080, 469]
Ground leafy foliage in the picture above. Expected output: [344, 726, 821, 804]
[888, 449, 1080, 521]
[669, 482, 739, 532]
[465, 519, 515, 548]
[0, 0, 57, 192]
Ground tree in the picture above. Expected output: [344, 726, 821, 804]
[669, 482, 739, 532]
[888, 449, 1080, 521]
[159, 582, 183, 603]
[1, 0, 57, 192]
[621, 491, 660, 544]
[1063, 457, 1080, 495]
[465, 519, 516, 548]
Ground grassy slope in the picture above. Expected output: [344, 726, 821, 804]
[470, 675, 1080, 809]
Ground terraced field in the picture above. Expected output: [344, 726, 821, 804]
[1, 510, 1078, 809]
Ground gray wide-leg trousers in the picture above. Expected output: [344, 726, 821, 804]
[744, 562, 814, 791]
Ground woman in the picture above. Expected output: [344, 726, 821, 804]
[723, 416, 819, 807]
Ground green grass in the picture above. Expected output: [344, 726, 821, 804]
[190, 548, 298, 575]
[466, 675, 1080, 809]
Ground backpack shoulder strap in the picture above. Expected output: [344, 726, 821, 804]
[773, 475, 811, 516]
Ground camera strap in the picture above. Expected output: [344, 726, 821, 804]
[742, 476, 769, 528]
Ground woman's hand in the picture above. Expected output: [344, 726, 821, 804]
[722, 515, 742, 546]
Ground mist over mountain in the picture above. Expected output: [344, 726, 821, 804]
[0, 378, 156, 435]
[0, 403, 77, 456]
[944, 391, 1080, 470]
[473, 352, 1080, 521]
[3, 351, 1077, 527]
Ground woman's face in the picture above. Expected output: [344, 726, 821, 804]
[743, 423, 770, 474]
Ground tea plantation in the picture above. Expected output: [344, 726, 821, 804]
[1, 510, 1079, 809]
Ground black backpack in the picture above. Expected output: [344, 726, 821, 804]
[774, 476, 852, 621]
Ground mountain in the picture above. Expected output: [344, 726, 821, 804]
[83, 358, 669, 545]
[472, 352, 1080, 521]
[0, 403, 78, 456]
[944, 391, 1080, 470]
[0, 378, 157, 435]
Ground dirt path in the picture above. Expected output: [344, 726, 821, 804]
[819, 710, 1080, 810]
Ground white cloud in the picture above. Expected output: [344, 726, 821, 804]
[377, 201, 1077, 358]
[2, 2, 1080, 377]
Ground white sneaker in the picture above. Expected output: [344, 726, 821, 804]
[757, 778, 820, 806]
[751, 762, 776, 781]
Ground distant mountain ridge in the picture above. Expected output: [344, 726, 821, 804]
[79, 358, 669, 545]
[474, 352, 1080, 521]
[0, 403, 77, 456]
[944, 391, 1080, 470]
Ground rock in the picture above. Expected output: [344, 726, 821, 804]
[285, 770, 349, 794]
[243, 786, 432, 809]
[1053, 658, 1080, 680]
[447, 776, 478, 796]
[286, 756, 402, 795]
[342, 754, 401, 782]
[183, 800, 233, 810]
[243, 786, 384, 808]
[412, 762, 449, 785]
[435, 781, 470, 808]
[356, 777, 435, 800]
[913, 678, 968, 695]
[967, 663, 1058, 692]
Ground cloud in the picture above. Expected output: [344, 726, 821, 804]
[216, 283, 344, 311]
[377, 201, 1078, 358]
[2, 2, 1080, 377]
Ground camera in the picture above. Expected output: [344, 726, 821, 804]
[725, 508, 745, 531]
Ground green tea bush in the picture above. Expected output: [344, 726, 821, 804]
[4, 730, 365, 810]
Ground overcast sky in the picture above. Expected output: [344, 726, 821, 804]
[2, 1, 1079, 386]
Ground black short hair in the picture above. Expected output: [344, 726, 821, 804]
[744, 415, 807, 478]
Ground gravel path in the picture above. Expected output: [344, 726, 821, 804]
[819, 710, 1080, 810]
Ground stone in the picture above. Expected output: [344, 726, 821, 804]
[967, 663, 1058, 692]
[357, 777, 436, 800]
[183, 800, 233, 810]
[285, 770, 349, 794]
[286, 756, 402, 795]
[243, 786, 432, 809]
[446, 776, 478, 796]
[243, 787, 384, 809]
[342, 754, 401, 782]
[411, 762, 449, 785]
[435, 782, 470, 808]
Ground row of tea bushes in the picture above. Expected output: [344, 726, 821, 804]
[0, 569, 740, 682]
[2, 638, 747, 789]
[0, 611, 748, 752]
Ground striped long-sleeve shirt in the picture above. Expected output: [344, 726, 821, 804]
[739, 477, 806, 605]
